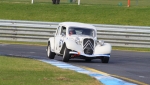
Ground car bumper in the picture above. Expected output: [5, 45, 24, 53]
[69, 51, 110, 57]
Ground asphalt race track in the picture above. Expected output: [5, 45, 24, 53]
[0, 44, 150, 84]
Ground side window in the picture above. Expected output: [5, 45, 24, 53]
[55, 26, 61, 35]
[60, 26, 66, 35]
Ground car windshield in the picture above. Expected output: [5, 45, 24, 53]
[68, 27, 95, 37]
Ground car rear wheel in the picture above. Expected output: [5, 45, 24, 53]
[47, 42, 55, 59]
[63, 47, 71, 62]
[101, 57, 109, 63]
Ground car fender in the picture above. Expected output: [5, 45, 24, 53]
[64, 39, 82, 52]
[65, 39, 76, 49]
[48, 37, 55, 52]
[94, 43, 112, 55]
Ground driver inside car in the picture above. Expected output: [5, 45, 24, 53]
[69, 29, 76, 36]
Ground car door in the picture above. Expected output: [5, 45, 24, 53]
[54, 26, 66, 54]
[54, 26, 61, 54]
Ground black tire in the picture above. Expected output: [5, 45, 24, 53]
[101, 57, 109, 63]
[62, 47, 71, 62]
[47, 42, 55, 59]
[85, 59, 92, 62]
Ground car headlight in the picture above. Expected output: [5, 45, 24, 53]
[75, 37, 81, 45]
[97, 40, 104, 46]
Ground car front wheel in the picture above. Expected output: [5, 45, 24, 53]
[101, 57, 109, 63]
[62, 47, 71, 62]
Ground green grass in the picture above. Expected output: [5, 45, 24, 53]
[0, 56, 102, 85]
[0, 2, 150, 26]
[1, 0, 150, 6]
[112, 46, 150, 52]
[0, 40, 47, 46]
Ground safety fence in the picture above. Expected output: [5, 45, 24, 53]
[0, 19, 150, 48]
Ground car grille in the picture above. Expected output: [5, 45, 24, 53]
[83, 38, 94, 55]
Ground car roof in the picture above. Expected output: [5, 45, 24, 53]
[59, 22, 96, 30]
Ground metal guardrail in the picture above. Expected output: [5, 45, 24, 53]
[0, 19, 150, 48]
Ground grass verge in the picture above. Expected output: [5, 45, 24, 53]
[0, 56, 102, 85]
[112, 46, 150, 52]
[0, 40, 47, 46]
[0, 3, 150, 26]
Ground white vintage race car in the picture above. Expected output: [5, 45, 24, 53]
[46, 22, 112, 63]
